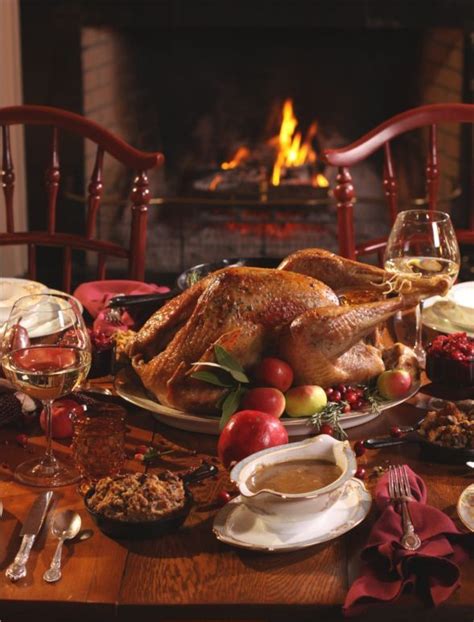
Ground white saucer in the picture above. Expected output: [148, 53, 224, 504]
[457, 483, 474, 532]
[212, 478, 371, 552]
[423, 281, 474, 336]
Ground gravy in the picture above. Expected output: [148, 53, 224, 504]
[247, 459, 342, 494]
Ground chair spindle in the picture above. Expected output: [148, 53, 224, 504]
[426, 124, 439, 210]
[45, 127, 60, 234]
[129, 170, 150, 279]
[86, 146, 104, 238]
[97, 253, 106, 280]
[383, 142, 397, 225]
[1, 125, 15, 232]
[334, 166, 356, 260]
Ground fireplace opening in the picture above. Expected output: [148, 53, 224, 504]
[19, 1, 472, 284]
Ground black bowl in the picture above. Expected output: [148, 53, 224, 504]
[84, 487, 193, 539]
[83, 462, 218, 539]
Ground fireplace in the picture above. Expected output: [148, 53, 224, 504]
[19, 0, 473, 283]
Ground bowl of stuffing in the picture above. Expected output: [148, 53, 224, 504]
[84, 462, 217, 538]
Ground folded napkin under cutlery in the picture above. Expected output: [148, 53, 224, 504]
[73, 280, 169, 319]
[344, 466, 474, 616]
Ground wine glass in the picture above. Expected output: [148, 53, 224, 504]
[1, 293, 91, 487]
[384, 209, 460, 364]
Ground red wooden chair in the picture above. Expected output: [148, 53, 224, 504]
[322, 103, 474, 264]
[0, 105, 164, 291]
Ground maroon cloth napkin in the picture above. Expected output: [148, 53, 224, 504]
[343, 467, 474, 616]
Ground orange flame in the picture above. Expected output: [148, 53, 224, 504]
[271, 100, 327, 186]
[221, 146, 250, 170]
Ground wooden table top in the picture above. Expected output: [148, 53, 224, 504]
[1, 389, 473, 622]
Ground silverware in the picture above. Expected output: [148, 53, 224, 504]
[6, 490, 53, 582]
[43, 510, 82, 583]
[388, 465, 421, 551]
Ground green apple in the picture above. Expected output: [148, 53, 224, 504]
[285, 385, 327, 417]
[376, 369, 412, 400]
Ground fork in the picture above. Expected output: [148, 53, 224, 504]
[388, 465, 421, 551]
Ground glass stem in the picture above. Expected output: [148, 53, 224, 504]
[41, 399, 58, 469]
[414, 301, 426, 366]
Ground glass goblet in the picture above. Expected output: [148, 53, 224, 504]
[384, 209, 460, 364]
[1, 293, 91, 487]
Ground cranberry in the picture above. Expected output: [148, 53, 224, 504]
[15, 434, 28, 447]
[331, 390, 342, 402]
[345, 391, 358, 405]
[390, 426, 402, 438]
[354, 440, 366, 457]
[216, 490, 231, 506]
[135, 444, 148, 455]
[337, 384, 347, 395]
[343, 404, 352, 413]
[134, 453, 145, 462]
[326, 387, 334, 397]
[355, 466, 366, 480]
[353, 400, 364, 411]
[319, 424, 334, 436]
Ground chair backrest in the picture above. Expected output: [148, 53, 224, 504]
[322, 103, 474, 264]
[0, 105, 164, 291]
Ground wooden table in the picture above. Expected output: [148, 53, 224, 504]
[1, 392, 473, 622]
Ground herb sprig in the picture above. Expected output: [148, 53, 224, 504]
[191, 345, 249, 429]
[310, 381, 385, 440]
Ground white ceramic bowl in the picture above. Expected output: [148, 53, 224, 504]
[230, 435, 357, 532]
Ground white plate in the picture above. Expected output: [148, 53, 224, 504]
[0, 278, 48, 325]
[212, 478, 371, 552]
[114, 367, 420, 436]
[457, 483, 474, 532]
[423, 281, 474, 336]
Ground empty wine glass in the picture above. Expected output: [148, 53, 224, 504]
[1, 293, 91, 487]
[384, 209, 460, 364]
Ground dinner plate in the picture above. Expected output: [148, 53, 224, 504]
[0, 278, 48, 325]
[114, 367, 420, 436]
[423, 281, 474, 336]
[457, 483, 474, 532]
[212, 478, 371, 552]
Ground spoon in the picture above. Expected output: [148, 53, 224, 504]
[43, 510, 82, 583]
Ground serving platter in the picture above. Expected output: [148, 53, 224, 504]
[115, 367, 420, 436]
[457, 483, 474, 532]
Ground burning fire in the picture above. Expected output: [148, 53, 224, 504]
[212, 98, 328, 190]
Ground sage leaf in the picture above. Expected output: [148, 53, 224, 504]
[190, 370, 233, 388]
[191, 360, 249, 384]
[214, 345, 246, 374]
[219, 385, 246, 430]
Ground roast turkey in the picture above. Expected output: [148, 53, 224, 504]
[130, 249, 449, 413]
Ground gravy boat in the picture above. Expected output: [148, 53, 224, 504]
[230, 434, 357, 531]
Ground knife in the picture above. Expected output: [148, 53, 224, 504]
[6, 490, 53, 582]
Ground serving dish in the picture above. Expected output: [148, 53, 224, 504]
[115, 366, 420, 436]
[213, 478, 371, 552]
[230, 435, 356, 530]
[364, 416, 474, 464]
[84, 462, 217, 539]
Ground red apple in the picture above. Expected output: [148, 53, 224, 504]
[285, 385, 327, 417]
[240, 387, 286, 418]
[40, 398, 85, 439]
[255, 357, 294, 392]
[217, 410, 288, 468]
[376, 369, 413, 400]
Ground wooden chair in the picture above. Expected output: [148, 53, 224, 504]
[322, 103, 474, 264]
[0, 105, 164, 291]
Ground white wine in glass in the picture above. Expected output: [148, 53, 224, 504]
[1, 293, 91, 487]
[384, 209, 460, 364]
